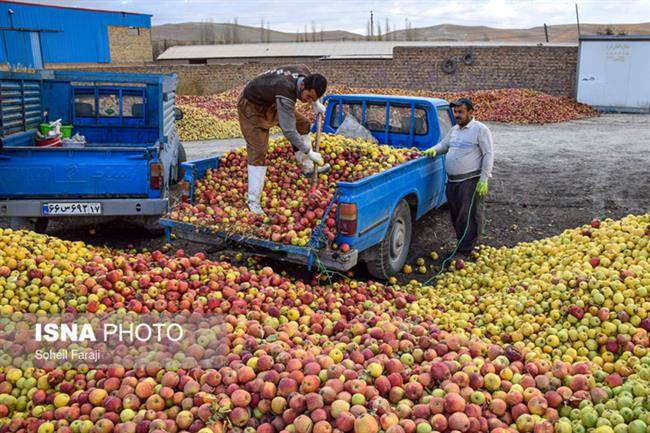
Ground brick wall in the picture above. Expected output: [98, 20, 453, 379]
[108, 26, 153, 64]
[58, 45, 578, 96]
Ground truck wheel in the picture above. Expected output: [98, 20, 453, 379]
[8, 217, 48, 233]
[34, 218, 48, 233]
[172, 144, 187, 185]
[142, 216, 164, 235]
[366, 199, 412, 280]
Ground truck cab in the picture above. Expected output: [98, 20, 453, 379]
[319, 94, 454, 277]
[0, 70, 183, 231]
[321, 94, 454, 150]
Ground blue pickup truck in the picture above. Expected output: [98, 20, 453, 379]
[161, 94, 454, 279]
[0, 69, 184, 232]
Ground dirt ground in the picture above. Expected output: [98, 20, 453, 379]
[404, 113, 650, 281]
[3, 114, 648, 283]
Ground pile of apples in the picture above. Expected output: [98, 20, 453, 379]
[176, 86, 298, 141]
[175, 105, 242, 141]
[0, 212, 649, 433]
[404, 214, 650, 367]
[167, 134, 420, 246]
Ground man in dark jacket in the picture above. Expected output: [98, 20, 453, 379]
[238, 65, 328, 216]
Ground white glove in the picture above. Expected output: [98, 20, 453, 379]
[308, 150, 324, 165]
[313, 100, 326, 116]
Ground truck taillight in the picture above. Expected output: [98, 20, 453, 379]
[338, 202, 357, 235]
[150, 163, 162, 189]
[180, 181, 190, 203]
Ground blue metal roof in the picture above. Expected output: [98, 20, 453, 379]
[0, 1, 151, 67]
[325, 93, 449, 107]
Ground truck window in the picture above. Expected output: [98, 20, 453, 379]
[389, 106, 428, 135]
[437, 106, 453, 137]
[389, 106, 410, 133]
[330, 102, 362, 129]
[99, 91, 120, 117]
[330, 102, 428, 135]
[365, 103, 387, 132]
[413, 108, 428, 135]
[123, 93, 145, 117]
[74, 89, 95, 117]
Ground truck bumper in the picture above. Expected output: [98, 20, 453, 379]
[0, 198, 168, 217]
[160, 218, 359, 272]
[286, 249, 359, 272]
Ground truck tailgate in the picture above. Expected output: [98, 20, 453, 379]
[0, 147, 153, 198]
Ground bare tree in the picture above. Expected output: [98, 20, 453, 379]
[320, 24, 324, 42]
[304, 24, 308, 42]
[367, 19, 371, 40]
[233, 17, 239, 44]
[385, 18, 391, 41]
[260, 19, 265, 42]
[377, 21, 382, 41]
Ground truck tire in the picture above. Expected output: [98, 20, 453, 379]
[441, 58, 457, 74]
[8, 217, 48, 233]
[172, 144, 187, 184]
[142, 216, 164, 235]
[366, 199, 412, 280]
[34, 218, 48, 233]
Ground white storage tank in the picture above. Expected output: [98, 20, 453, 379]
[577, 35, 650, 113]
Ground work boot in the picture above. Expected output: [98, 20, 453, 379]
[247, 165, 267, 217]
[294, 150, 331, 176]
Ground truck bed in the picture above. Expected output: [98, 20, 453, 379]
[160, 153, 445, 271]
[0, 144, 158, 198]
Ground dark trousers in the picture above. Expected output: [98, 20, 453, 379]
[445, 177, 483, 253]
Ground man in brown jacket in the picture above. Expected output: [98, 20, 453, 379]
[238, 65, 329, 216]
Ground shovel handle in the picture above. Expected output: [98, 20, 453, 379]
[312, 112, 323, 188]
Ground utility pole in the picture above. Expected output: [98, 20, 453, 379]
[385, 17, 390, 41]
[544, 23, 549, 42]
[575, 3, 581, 37]
[370, 10, 374, 39]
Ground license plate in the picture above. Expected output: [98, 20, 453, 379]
[42, 202, 102, 216]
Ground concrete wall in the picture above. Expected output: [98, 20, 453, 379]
[57, 45, 579, 96]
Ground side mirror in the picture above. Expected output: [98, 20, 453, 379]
[174, 107, 183, 121]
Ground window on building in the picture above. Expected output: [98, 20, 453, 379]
[128, 27, 140, 36]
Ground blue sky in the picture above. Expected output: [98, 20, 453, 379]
[24, 0, 650, 31]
